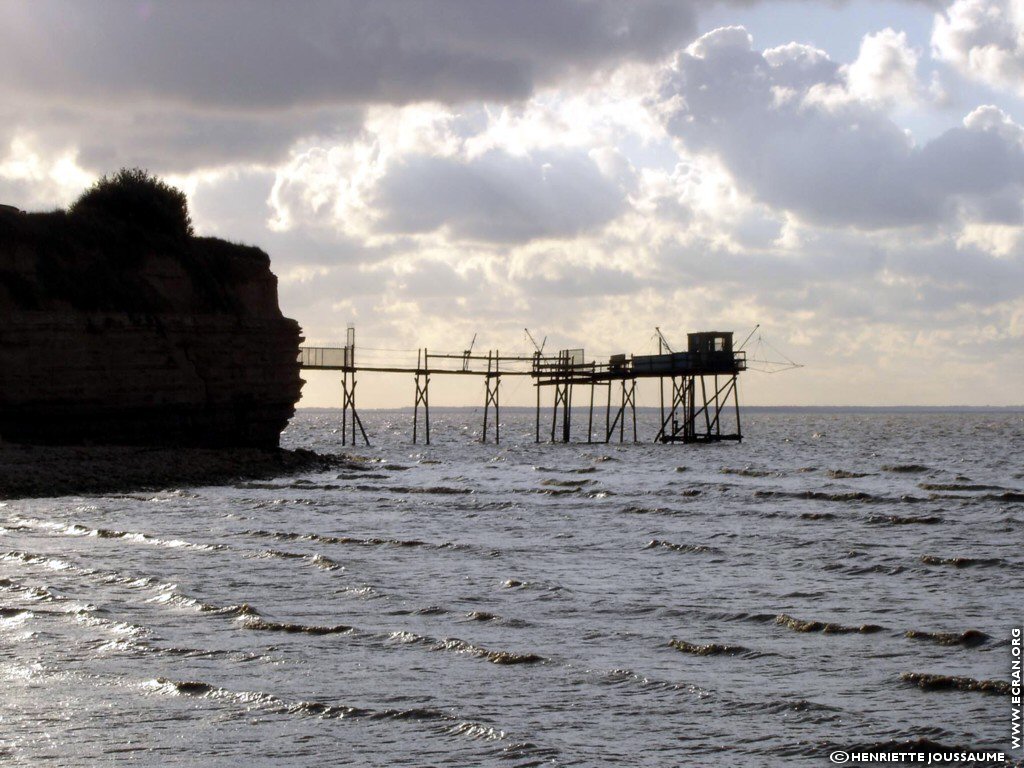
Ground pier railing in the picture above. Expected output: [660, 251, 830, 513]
[298, 346, 352, 369]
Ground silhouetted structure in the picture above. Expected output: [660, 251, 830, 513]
[0, 173, 302, 447]
[300, 327, 746, 445]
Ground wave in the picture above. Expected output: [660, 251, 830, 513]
[920, 555, 1010, 568]
[389, 629, 546, 665]
[445, 722, 507, 741]
[720, 468, 775, 477]
[621, 505, 678, 516]
[775, 613, 884, 634]
[0, 607, 32, 622]
[236, 481, 343, 491]
[755, 490, 883, 503]
[652, 488, 702, 498]
[539, 478, 593, 488]
[728, 697, 842, 723]
[598, 668, 711, 696]
[866, 514, 943, 525]
[827, 562, 906, 576]
[249, 549, 341, 570]
[531, 486, 583, 496]
[497, 578, 564, 599]
[1, 550, 269, 627]
[466, 610, 499, 622]
[669, 638, 750, 656]
[904, 629, 990, 647]
[900, 672, 1010, 695]
[152, 590, 262, 619]
[11, 516, 224, 551]
[533, 466, 598, 474]
[800, 512, 836, 521]
[918, 482, 1008, 492]
[310, 554, 342, 570]
[0, 550, 77, 571]
[244, 529, 451, 549]
[759, 699, 840, 715]
[240, 617, 354, 635]
[420, 605, 452, 616]
[644, 540, 721, 555]
[983, 491, 1024, 502]
[827, 469, 872, 478]
[145, 676, 534, 753]
[354, 484, 474, 496]
[696, 611, 778, 625]
[881, 464, 930, 473]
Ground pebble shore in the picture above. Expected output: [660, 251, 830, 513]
[0, 444, 354, 499]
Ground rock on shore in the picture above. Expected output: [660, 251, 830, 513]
[0, 189, 303, 448]
[0, 444, 355, 499]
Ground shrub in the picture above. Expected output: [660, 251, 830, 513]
[70, 168, 193, 240]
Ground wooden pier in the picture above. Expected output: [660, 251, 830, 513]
[298, 327, 746, 446]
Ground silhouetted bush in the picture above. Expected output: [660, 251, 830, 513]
[70, 168, 193, 240]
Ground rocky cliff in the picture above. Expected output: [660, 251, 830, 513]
[0, 203, 303, 448]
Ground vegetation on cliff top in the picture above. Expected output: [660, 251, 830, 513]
[70, 167, 194, 240]
[0, 169, 277, 315]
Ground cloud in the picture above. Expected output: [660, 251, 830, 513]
[932, 0, 1024, 96]
[372, 149, 629, 243]
[2, 2, 1022, 406]
[0, 1, 704, 110]
[0, 0, 715, 176]
[846, 28, 920, 104]
[657, 26, 1024, 229]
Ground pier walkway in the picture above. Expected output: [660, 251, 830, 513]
[299, 327, 746, 446]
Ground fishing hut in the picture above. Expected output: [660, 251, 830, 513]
[298, 326, 746, 446]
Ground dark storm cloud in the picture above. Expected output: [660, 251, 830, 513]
[0, 104, 365, 174]
[0, 0, 708, 174]
[659, 26, 1024, 229]
[373, 149, 628, 242]
[1, 0, 702, 110]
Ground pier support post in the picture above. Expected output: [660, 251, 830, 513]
[676, 374, 741, 443]
[606, 378, 637, 443]
[629, 379, 637, 442]
[413, 348, 431, 445]
[655, 376, 684, 443]
[733, 375, 742, 442]
[587, 379, 595, 443]
[482, 350, 501, 444]
[551, 378, 571, 443]
[547, 349, 573, 443]
[341, 369, 370, 446]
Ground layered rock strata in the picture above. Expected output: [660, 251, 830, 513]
[0, 207, 302, 447]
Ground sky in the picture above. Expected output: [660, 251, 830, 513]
[2, 0, 1023, 408]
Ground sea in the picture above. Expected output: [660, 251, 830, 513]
[1, 407, 1021, 766]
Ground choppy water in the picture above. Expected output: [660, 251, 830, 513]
[2, 408, 1022, 766]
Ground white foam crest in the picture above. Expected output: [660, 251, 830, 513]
[447, 721, 508, 741]
[388, 630, 425, 644]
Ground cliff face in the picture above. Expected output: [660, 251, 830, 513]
[0, 207, 303, 447]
